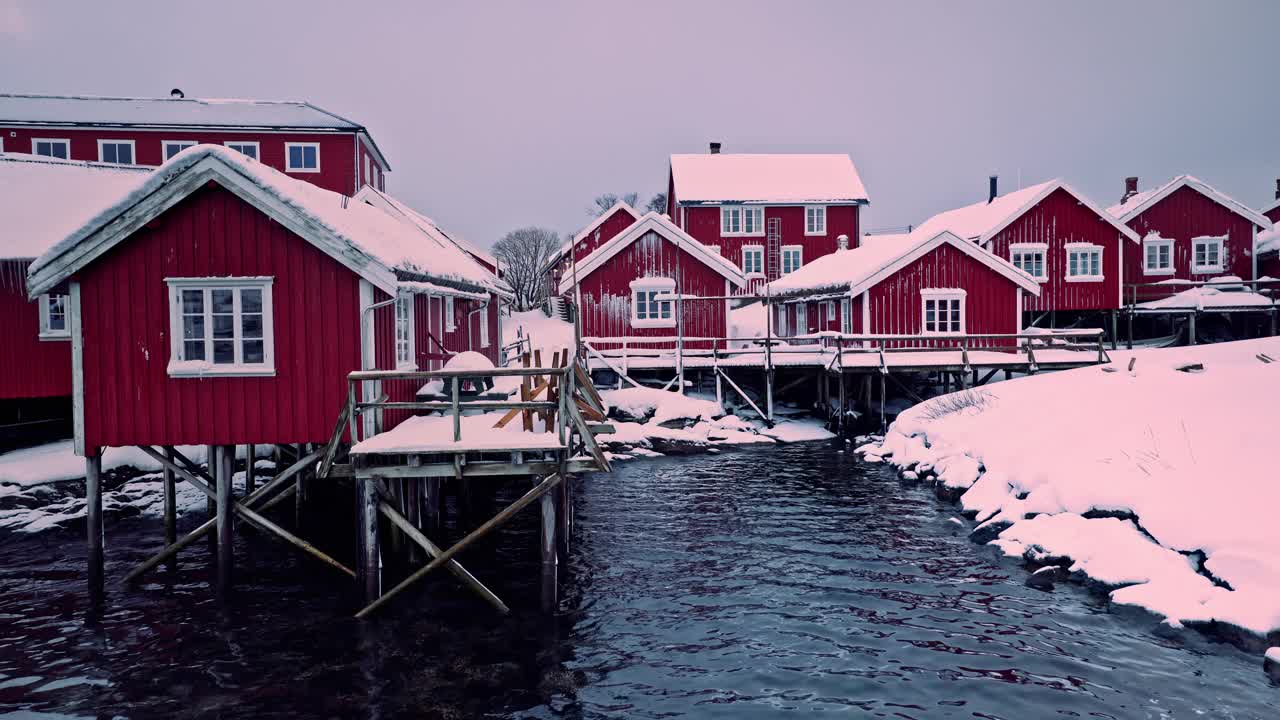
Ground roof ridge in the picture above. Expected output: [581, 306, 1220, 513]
[0, 92, 310, 105]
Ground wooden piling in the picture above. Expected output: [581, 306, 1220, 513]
[244, 444, 256, 495]
[357, 475, 381, 605]
[162, 446, 176, 547]
[86, 453, 103, 566]
[216, 445, 234, 583]
[540, 483, 558, 610]
[205, 444, 216, 518]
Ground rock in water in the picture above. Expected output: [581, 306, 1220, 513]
[1025, 566, 1058, 591]
[1266, 647, 1280, 681]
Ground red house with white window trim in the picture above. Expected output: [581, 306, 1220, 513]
[0, 92, 390, 195]
[1254, 181, 1280, 278]
[765, 230, 1041, 340]
[1107, 175, 1272, 298]
[555, 209, 746, 349]
[666, 146, 869, 294]
[25, 145, 507, 456]
[910, 178, 1139, 322]
[543, 201, 642, 298]
[0, 154, 150, 442]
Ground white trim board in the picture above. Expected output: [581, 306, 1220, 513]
[557, 211, 746, 295]
[980, 180, 1141, 245]
[845, 230, 1043, 299]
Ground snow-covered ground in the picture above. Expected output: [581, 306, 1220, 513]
[503, 309, 576, 361]
[860, 337, 1280, 646]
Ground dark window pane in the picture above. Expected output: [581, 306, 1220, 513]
[241, 289, 262, 313]
[213, 315, 234, 338]
[119, 145, 132, 164]
[182, 289, 203, 314]
[242, 313, 263, 338]
[213, 340, 235, 364]
[184, 340, 205, 361]
[243, 340, 264, 364]
[183, 315, 204, 340]
[211, 289, 233, 313]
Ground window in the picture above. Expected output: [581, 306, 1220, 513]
[1065, 244, 1103, 281]
[922, 289, 965, 335]
[840, 298, 852, 334]
[805, 206, 827, 235]
[781, 245, 803, 275]
[38, 294, 70, 339]
[97, 140, 135, 165]
[630, 278, 675, 328]
[478, 306, 490, 347]
[825, 300, 836, 322]
[444, 295, 456, 331]
[32, 138, 70, 159]
[286, 142, 320, 172]
[166, 278, 274, 376]
[719, 206, 764, 236]
[163, 140, 196, 160]
[225, 141, 259, 160]
[364, 156, 372, 187]
[1143, 235, 1174, 275]
[394, 294, 416, 369]
[776, 304, 790, 336]
[742, 245, 764, 275]
[1009, 243, 1046, 281]
[1192, 235, 1225, 273]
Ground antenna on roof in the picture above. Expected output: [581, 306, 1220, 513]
[170, 88, 185, 99]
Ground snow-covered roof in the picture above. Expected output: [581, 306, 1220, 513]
[1262, 196, 1280, 216]
[544, 201, 642, 273]
[0, 93, 390, 170]
[27, 145, 492, 298]
[1135, 285, 1276, 311]
[557, 211, 746, 295]
[1107, 175, 1272, 229]
[914, 179, 1140, 245]
[766, 229, 1042, 299]
[1257, 225, 1279, 257]
[669, 153, 869, 205]
[352, 186, 505, 293]
[0, 153, 151, 260]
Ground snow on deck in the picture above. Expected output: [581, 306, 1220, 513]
[868, 337, 1280, 638]
[669, 153, 868, 204]
[349, 413, 564, 455]
[1134, 285, 1276, 311]
[586, 344, 1104, 372]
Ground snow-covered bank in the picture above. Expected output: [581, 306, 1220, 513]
[596, 386, 834, 459]
[860, 337, 1280, 648]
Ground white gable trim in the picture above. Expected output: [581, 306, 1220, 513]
[1112, 176, 1273, 229]
[979, 180, 1141, 245]
[574, 201, 640, 245]
[28, 154, 401, 298]
[558, 212, 745, 296]
[846, 230, 1042, 299]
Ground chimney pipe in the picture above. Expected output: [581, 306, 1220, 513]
[709, 141, 722, 155]
[1123, 176, 1139, 203]
[837, 234, 849, 250]
[1274, 178, 1279, 200]
[988, 175, 998, 203]
[170, 88, 185, 99]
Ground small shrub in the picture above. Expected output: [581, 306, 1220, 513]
[918, 389, 994, 420]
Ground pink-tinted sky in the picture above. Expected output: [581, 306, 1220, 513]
[1, 0, 1276, 245]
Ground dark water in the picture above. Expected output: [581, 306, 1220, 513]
[0, 444, 1274, 719]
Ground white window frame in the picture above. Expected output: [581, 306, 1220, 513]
[394, 293, 416, 370]
[1008, 242, 1047, 282]
[825, 300, 836, 322]
[165, 277, 275, 377]
[777, 304, 790, 336]
[1142, 236, 1175, 276]
[630, 278, 676, 328]
[1191, 235, 1225, 274]
[224, 141, 260, 160]
[741, 244, 764, 276]
[805, 205, 827, 236]
[444, 295, 456, 332]
[38, 293, 70, 340]
[781, 245, 804, 275]
[1064, 243, 1104, 283]
[364, 155, 372, 187]
[162, 140, 197, 161]
[478, 305, 490, 348]
[285, 142, 321, 173]
[32, 138, 70, 159]
[720, 206, 740, 235]
[97, 139, 136, 165]
[921, 289, 966, 336]
[840, 297, 852, 334]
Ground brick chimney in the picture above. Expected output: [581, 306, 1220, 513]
[1274, 178, 1279, 200]
[837, 234, 849, 250]
[988, 175, 998, 203]
[709, 141, 722, 155]
[1122, 176, 1139, 204]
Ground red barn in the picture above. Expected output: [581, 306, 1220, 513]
[766, 230, 1040, 341]
[1107, 175, 1271, 299]
[0, 92, 390, 195]
[0, 154, 149, 444]
[1258, 181, 1280, 278]
[666, 147, 869, 294]
[556, 210, 746, 349]
[911, 178, 1138, 322]
[26, 145, 507, 457]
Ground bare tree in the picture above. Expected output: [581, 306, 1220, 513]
[589, 192, 639, 216]
[646, 192, 667, 214]
[493, 226, 561, 311]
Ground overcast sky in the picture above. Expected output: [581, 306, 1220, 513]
[2, 1, 1277, 245]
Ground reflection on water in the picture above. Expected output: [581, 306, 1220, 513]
[0, 443, 1274, 719]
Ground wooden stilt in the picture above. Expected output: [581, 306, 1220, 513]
[86, 453, 104, 574]
[205, 444, 216, 518]
[295, 443, 310, 527]
[244, 444, 256, 495]
[357, 475, 381, 605]
[837, 370, 847, 435]
[216, 445, 234, 585]
[1188, 311, 1197, 345]
[1110, 310, 1119, 351]
[1126, 309, 1134, 350]
[424, 477, 441, 534]
[540, 482, 558, 611]
[765, 369, 775, 422]
[162, 446, 176, 547]
[556, 476, 571, 562]
[878, 373, 887, 432]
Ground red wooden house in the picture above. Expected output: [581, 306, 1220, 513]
[543, 201, 642, 299]
[0, 92, 390, 195]
[25, 145, 508, 457]
[911, 178, 1138, 325]
[0, 154, 149, 443]
[666, 146, 869, 294]
[1256, 180, 1280, 278]
[1107, 175, 1272, 298]
[765, 230, 1041, 340]
[555, 210, 746, 349]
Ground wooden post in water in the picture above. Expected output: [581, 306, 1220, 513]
[244, 444, 256, 495]
[205, 444, 216, 518]
[357, 474, 381, 604]
[85, 453, 104, 582]
[295, 443, 311, 526]
[162, 446, 177, 547]
[216, 445, 234, 584]
[1188, 311, 1197, 345]
[540, 477, 558, 611]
